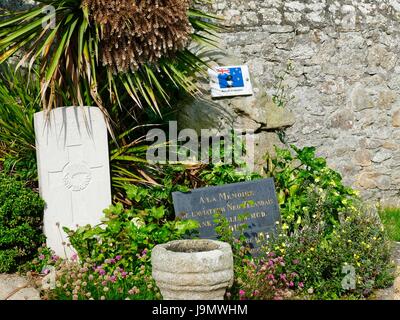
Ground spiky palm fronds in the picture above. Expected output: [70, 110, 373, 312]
[0, 64, 40, 181]
[0, 0, 222, 121]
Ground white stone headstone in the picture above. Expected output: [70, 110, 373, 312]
[34, 107, 111, 259]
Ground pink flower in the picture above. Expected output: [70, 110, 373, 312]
[289, 281, 294, 287]
[121, 271, 128, 278]
[101, 281, 107, 286]
[239, 290, 245, 296]
[71, 254, 78, 261]
[115, 255, 122, 261]
[298, 282, 304, 288]
[280, 274, 286, 281]
[110, 276, 117, 283]
[128, 287, 139, 295]
[51, 255, 59, 262]
[268, 260, 274, 267]
[98, 269, 106, 276]
[39, 254, 45, 260]
[267, 274, 275, 280]
[292, 259, 300, 265]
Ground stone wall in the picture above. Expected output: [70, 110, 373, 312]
[0, 0, 35, 11]
[204, 0, 400, 206]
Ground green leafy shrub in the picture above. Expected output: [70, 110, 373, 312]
[267, 145, 359, 233]
[0, 173, 45, 272]
[64, 184, 199, 272]
[256, 204, 394, 299]
[213, 198, 393, 300]
[114, 162, 259, 217]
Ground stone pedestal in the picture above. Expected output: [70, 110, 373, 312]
[152, 239, 234, 300]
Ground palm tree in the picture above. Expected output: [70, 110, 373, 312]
[0, 0, 221, 124]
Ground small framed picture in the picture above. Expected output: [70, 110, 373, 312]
[208, 65, 253, 98]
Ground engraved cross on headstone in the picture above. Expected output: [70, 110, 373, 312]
[47, 143, 104, 223]
[35, 107, 111, 258]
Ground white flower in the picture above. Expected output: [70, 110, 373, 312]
[131, 217, 145, 229]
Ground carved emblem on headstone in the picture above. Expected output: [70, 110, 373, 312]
[62, 162, 92, 192]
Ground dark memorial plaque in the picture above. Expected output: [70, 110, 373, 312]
[172, 178, 281, 249]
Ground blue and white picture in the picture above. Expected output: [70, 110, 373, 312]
[217, 67, 245, 89]
[208, 65, 253, 98]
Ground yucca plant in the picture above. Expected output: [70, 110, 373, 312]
[0, 0, 221, 123]
[0, 64, 40, 182]
[110, 125, 159, 189]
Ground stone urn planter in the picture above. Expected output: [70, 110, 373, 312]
[151, 239, 234, 300]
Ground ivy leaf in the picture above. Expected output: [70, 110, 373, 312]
[150, 206, 165, 220]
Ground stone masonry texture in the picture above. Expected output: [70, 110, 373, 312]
[3, 0, 400, 206]
[202, 0, 400, 206]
